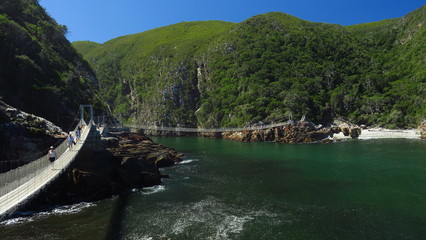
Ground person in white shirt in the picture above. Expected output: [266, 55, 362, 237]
[48, 146, 56, 162]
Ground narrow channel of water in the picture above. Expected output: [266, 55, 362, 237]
[1, 138, 425, 240]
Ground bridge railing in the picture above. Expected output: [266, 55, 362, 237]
[124, 121, 292, 133]
[0, 120, 87, 199]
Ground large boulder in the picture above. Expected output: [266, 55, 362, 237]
[39, 131, 182, 204]
[118, 157, 145, 188]
[308, 129, 333, 142]
[350, 127, 362, 138]
[69, 168, 113, 199]
[101, 137, 119, 148]
[147, 151, 180, 168]
[339, 123, 362, 139]
[340, 124, 351, 136]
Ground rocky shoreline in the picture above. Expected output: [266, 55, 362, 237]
[2, 96, 424, 215]
[1, 100, 183, 208]
[0, 100, 67, 172]
[144, 121, 363, 143]
[142, 120, 426, 142]
[22, 129, 183, 211]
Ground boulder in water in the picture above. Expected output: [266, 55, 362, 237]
[350, 127, 362, 138]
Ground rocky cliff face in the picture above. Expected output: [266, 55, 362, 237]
[23, 130, 183, 209]
[0, 100, 66, 171]
[216, 121, 360, 143]
[135, 119, 362, 143]
[0, 0, 101, 128]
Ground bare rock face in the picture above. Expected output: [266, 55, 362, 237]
[0, 101, 66, 170]
[101, 137, 119, 148]
[221, 132, 244, 141]
[339, 123, 351, 136]
[27, 131, 183, 208]
[220, 121, 336, 143]
[264, 129, 275, 141]
[339, 123, 362, 139]
[107, 132, 182, 186]
[350, 127, 362, 138]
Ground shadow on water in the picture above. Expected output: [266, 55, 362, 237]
[105, 193, 129, 240]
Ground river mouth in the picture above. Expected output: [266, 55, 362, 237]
[1, 137, 425, 240]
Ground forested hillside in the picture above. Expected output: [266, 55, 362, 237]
[74, 5, 426, 128]
[0, 0, 101, 127]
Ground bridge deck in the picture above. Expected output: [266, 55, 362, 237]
[125, 121, 291, 133]
[0, 123, 91, 219]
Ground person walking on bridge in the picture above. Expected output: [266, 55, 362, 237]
[47, 146, 56, 169]
[48, 146, 56, 162]
[75, 126, 81, 143]
[68, 132, 75, 150]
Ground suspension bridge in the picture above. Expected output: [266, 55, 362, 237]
[124, 121, 292, 133]
[0, 107, 292, 221]
[0, 105, 99, 221]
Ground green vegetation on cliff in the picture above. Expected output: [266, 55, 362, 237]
[74, 21, 235, 126]
[0, 0, 102, 127]
[74, 5, 426, 128]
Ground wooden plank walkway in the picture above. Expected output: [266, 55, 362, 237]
[0, 123, 92, 219]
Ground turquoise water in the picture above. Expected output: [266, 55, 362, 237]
[1, 138, 425, 239]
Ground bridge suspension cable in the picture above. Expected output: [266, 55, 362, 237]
[0, 105, 95, 221]
[125, 121, 292, 133]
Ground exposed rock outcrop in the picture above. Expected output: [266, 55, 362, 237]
[220, 121, 347, 143]
[26, 130, 183, 208]
[420, 120, 426, 139]
[0, 100, 66, 170]
[339, 123, 362, 138]
[71, 131, 181, 198]
[139, 121, 362, 143]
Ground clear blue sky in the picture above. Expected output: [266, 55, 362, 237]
[39, 0, 424, 43]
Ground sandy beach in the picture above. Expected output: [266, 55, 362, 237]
[334, 128, 421, 140]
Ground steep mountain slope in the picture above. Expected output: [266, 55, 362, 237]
[74, 5, 426, 128]
[74, 21, 235, 126]
[346, 5, 426, 127]
[0, 0, 101, 127]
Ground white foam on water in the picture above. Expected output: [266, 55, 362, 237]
[131, 236, 153, 240]
[140, 185, 166, 195]
[170, 198, 222, 235]
[171, 219, 191, 235]
[214, 215, 254, 239]
[168, 197, 261, 239]
[0, 202, 95, 226]
[0, 216, 34, 226]
[40, 202, 95, 216]
[177, 159, 199, 165]
[128, 234, 171, 240]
